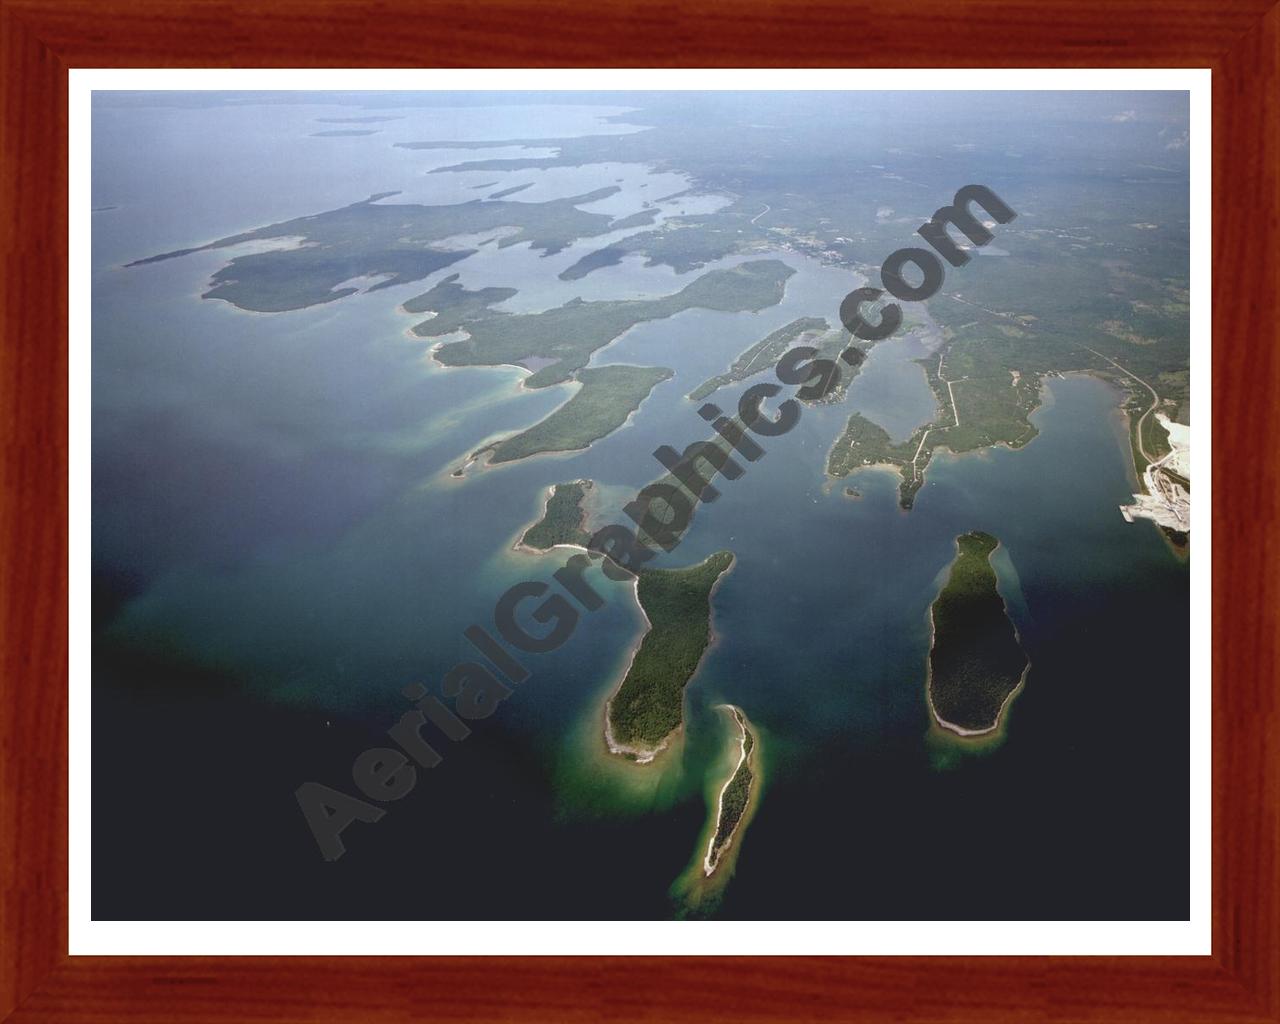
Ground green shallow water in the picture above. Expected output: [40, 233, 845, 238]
[92, 98, 1189, 922]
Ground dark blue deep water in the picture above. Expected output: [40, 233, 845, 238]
[91, 97, 1188, 921]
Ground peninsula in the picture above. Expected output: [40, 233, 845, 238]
[401, 274, 517, 337]
[927, 532, 1029, 736]
[126, 187, 628, 312]
[475, 364, 672, 465]
[605, 550, 734, 762]
[687, 316, 829, 402]
[433, 259, 795, 388]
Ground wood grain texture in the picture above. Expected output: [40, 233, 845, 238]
[1, 0, 1276, 1020]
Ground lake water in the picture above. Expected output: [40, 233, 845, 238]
[91, 98, 1188, 922]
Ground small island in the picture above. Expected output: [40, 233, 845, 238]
[605, 550, 734, 762]
[488, 182, 535, 200]
[315, 115, 403, 124]
[517, 480, 593, 551]
[927, 531, 1029, 736]
[704, 704, 759, 876]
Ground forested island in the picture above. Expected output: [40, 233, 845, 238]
[605, 551, 734, 762]
[927, 532, 1029, 736]
[704, 704, 759, 876]
[517, 480, 592, 551]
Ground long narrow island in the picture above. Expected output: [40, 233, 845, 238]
[605, 550, 734, 763]
[704, 704, 759, 876]
[927, 531, 1030, 736]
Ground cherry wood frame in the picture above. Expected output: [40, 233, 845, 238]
[2, 1, 1277, 1020]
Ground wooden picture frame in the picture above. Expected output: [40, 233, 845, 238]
[2, 2, 1275, 1019]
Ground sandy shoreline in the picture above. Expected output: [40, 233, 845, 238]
[602, 553, 736, 764]
[507, 490, 735, 766]
[404, 299, 676, 480]
[446, 367, 666, 479]
[703, 704, 753, 876]
[509, 480, 594, 556]
[504, 487, 673, 763]
[924, 538, 1031, 739]
[411, 332, 545, 395]
[602, 575, 664, 762]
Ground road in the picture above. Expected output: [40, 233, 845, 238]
[910, 353, 963, 470]
[1084, 346, 1159, 464]
[941, 291, 1023, 322]
[937, 352, 962, 430]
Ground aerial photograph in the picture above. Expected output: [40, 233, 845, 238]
[91, 89, 1191, 922]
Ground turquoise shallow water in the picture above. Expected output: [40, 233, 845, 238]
[91, 98, 1189, 921]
